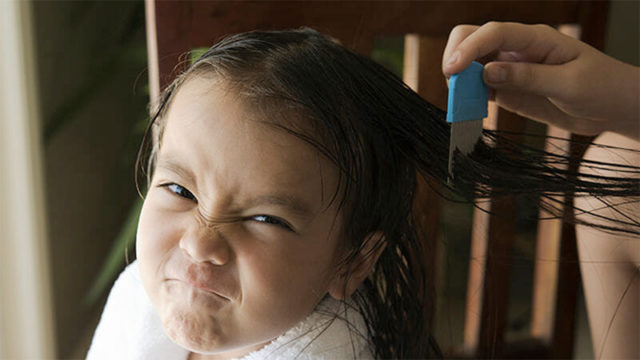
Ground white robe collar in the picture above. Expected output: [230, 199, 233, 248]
[233, 296, 373, 360]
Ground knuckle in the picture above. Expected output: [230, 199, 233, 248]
[533, 23, 554, 34]
[522, 65, 535, 85]
[482, 21, 507, 41]
[483, 21, 503, 32]
[450, 24, 476, 38]
[514, 63, 535, 87]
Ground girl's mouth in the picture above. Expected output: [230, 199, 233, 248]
[178, 278, 231, 301]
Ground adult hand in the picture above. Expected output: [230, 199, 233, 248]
[442, 22, 639, 140]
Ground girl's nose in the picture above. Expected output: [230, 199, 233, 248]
[179, 223, 231, 265]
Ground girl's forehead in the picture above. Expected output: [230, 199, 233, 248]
[159, 76, 341, 208]
[164, 76, 313, 156]
[168, 76, 310, 140]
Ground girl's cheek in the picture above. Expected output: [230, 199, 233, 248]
[137, 192, 185, 266]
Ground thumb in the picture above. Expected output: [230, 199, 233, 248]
[483, 61, 566, 99]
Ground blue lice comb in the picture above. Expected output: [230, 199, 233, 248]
[446, 61, 489, 177]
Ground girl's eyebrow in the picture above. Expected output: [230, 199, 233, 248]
[157, 156, 313, 219]
[155, 157, 195, 183]
[245, 194, 313, 219]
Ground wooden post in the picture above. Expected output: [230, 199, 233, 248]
[463, 105, 527, 358]
[404, 33, 448, 334]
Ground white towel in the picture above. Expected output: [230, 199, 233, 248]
[233, 294, 373, 360]
[86, 261, 189, 360]
[87, 261, 373, 360]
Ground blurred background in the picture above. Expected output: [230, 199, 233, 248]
[0, 0, 637, 359]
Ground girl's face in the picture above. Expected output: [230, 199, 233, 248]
[136, 76, 346, 357]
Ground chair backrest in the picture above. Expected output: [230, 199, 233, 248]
[145, 1, 609, 357]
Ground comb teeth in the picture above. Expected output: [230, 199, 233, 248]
[448, 119, 483, 177]
[446, 61, 488, 179]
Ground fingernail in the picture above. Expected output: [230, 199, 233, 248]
[446, 51, 460, 67]
[486, 65, 507, 83]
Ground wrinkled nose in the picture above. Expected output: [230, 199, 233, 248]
[179, 220, 231, 265]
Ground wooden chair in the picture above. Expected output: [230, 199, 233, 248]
[145, 1, 609, 358]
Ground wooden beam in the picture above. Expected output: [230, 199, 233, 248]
[531, 125, 572, 343]
[403, 34, 448, 333]
[145, 0, 160, 111]
[464, 106, 527, 358]
[150, 0, 584, 94]
[403, 34, 448, 109]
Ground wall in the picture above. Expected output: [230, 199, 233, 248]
[0, 0, 55, 357]
[606, 0, 639, 66]
[31, 1, 148, 357]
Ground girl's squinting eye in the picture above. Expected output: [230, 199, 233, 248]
[252, 215, 293, 231]
[164, 183, 197, 201]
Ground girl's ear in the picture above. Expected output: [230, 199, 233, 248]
[328, 231, 386, 300]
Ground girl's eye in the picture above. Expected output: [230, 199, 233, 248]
[165, 183, 197, 201]
[251, 215, 293, 231]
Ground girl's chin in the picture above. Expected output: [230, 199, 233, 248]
[160, 306, 226, 353]
[187, 342, 271, 360]
[159, 306, 272, 358]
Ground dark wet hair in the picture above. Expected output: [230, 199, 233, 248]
[136, 28, 639, 358]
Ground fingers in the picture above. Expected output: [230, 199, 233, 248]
[494, 91, 604, 135]
[442, 24, 478, 76]
[440, 21, 631, 137]
[443, 22, 576, 77]
[483, 61, 568, 99]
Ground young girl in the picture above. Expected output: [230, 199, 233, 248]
[88, 28, 639, 359]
